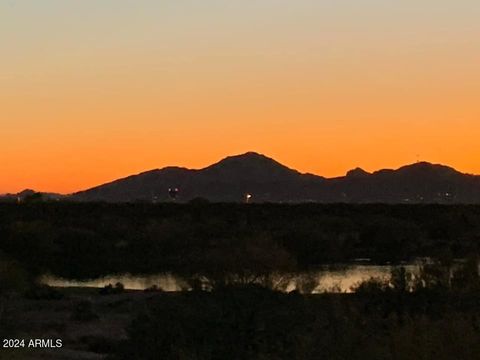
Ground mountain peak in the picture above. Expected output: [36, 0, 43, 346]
[346, 167, 370, 178]
[203, 152, 299, 181]
[397, 162, 459, 176]
[220, 151, 273, 162]
[208, 152, 280, 167]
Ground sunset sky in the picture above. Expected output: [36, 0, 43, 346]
[1, 0, 480, 194]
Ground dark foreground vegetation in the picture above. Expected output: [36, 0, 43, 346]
[2, 202, 480, 359]
[2, 264, 480, 360]
[111, 259, 480, 359]
[1, 202, 480, 280]
[114, 285, 480, 360]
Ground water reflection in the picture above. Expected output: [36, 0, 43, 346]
[41, 273, 186, 292]
[41, 264, 420, 293]
[318, 264, 421, 292]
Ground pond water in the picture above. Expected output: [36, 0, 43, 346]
[41, 264, 421, 293]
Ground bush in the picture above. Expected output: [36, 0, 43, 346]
[99, 282, 125, 295]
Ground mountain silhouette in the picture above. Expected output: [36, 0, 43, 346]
[0, 189, 65, 202]
[202, 152, 301, 182]
[65, 152, 480, 203]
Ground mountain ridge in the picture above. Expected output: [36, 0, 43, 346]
[68, 152, 480, 203]
[3, 152, 480, 203]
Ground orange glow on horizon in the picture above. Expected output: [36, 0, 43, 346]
[1, 1, 479, 194]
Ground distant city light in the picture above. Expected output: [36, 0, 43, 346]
[168, 188, 179, 200]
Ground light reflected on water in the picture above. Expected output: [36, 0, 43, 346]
[313, 265, 417, 293]
[41, 273, 186, 292]
[41, 264, 420, 293]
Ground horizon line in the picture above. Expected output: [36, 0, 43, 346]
[1, 151, 476, 196]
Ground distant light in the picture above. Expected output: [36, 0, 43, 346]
[168, 188, 179, 201]
[245, 193, 252, 203]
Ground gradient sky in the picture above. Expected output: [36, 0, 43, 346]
[1, 0, 480, 193]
